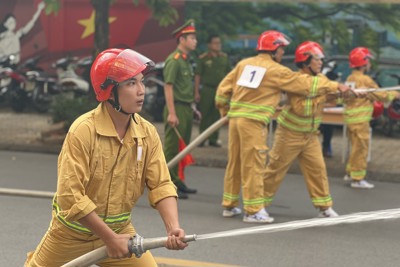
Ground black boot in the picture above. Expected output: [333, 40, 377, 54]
[177, 190, 188, 199]
[209, 142, 221, 147]
[177, 182, 197, 194]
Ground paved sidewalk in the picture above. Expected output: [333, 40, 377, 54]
[1, 108, 399, 183]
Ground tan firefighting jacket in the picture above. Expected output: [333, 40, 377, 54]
[344, 70, 396, 124]
[216, 53, 339, 124]
[53, 103, 177, 234]
[278, 70, 334, 132]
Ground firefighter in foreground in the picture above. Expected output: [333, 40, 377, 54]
[215, 31, 353, 223]
[343, 47, 400, 189]
[25, 48, 187, 267]
[264, 41, 340, 218]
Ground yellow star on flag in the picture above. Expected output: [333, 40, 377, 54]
[78, 11, 117, 39]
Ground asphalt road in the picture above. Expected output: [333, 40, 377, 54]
[1, 150, 400, 267]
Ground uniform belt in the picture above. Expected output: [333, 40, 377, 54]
[174, 100, 191, 106]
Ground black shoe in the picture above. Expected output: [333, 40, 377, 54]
[209, 142, 221, 147]
[323, 148, 332, 158]
[177, 190, 188, 199]
[177, 183, 197, 194]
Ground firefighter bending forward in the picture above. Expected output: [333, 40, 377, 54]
[264, 41, 340, 218]
[25, 49, 187, 267]
[216, 31, 352, 223]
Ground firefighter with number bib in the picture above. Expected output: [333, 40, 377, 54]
[343, 47, 400, 189]
[264, 41, 339, 218]
[216, 31, 352, 223]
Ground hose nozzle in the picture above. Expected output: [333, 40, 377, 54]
[129, 234, 197, 258]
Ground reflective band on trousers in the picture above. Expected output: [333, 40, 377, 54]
[52, 198, 131, 234]
[344, 106, 373, 124]
[278, 109, 322, 132]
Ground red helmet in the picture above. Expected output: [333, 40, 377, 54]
[90, 48, 154, 101]
[388, 99, 400, 120]
[295, 41, 325, 63]
[372, 101, 384, 119]
[349, 47, 374, 68]
[256, 30, 291, 51]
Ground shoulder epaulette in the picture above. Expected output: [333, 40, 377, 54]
[174, 53, 180, 60]
[198, 52, 208, 59]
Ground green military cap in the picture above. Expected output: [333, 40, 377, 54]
[172, 19, 196, 39]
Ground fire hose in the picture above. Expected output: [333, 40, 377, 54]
[336, 85, 400, 96]
[167, 116, 228, 169]
[62, 208, 400, 267]
[61, 234, 197, 267]
[352, 85, 400, 93]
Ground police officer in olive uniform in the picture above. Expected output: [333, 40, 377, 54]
[163, 19, 198, 199]
[194, 35, 231, 147]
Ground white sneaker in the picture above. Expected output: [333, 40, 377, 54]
[243, 208, 274, 223]
[351, 180, 374, 189]
[222, 207, 242, 218]
[343, 174, 352, 182]
[318, 207, 339, 218]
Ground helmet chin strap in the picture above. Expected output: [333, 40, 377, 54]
[271, 50, 278, 62]
[108, 86, 138, 123]
[307, 65, 318, 76]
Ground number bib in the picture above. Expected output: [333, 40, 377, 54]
[237, 65, 267, 89]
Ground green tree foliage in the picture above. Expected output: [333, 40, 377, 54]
[186, 2, 400, 58]
[255, 3, 400, 53]
[185, 2, 263, 45]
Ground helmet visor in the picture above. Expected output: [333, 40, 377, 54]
[274, 33, 292, 47]
[107, 49, 155, 83]
[307, 46, 325, 60]
[365, 48, 376, 60]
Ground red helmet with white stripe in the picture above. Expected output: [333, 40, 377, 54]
[372, 101, 384, 119]
[349, 47, 374, 68]
[256, 30, 291, 51]
[295, 41, 325, 63]
[90, 48, 154, 101]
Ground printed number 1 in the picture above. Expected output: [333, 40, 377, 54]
[250, 70, 256, 83]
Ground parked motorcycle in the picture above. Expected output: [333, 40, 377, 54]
[7, 55, 58, 113]
[370, 72, 400, 136]
[143, 62, 165, 122]
[0, 54, 17, 103]
[381, 74, 400, 136]
[52, 55, 90, 99]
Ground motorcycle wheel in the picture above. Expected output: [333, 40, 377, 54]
[10, 88, 26, 112]
[32, 86, 51, 113]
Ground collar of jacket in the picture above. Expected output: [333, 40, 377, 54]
[176, 48, 188, 60]
[351, 69, 364, 76]
[257, 53, 274, 61]
[94, 103, 147, 139]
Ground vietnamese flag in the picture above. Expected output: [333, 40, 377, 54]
[173, 127, 195, 181]
[36, 0, 151, 53]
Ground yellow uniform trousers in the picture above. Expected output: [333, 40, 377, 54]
[264, 126, 333, 208]
[346, 122, 370, 180]
[25, 213, 157, 267]
[222, 118, 268, 214]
